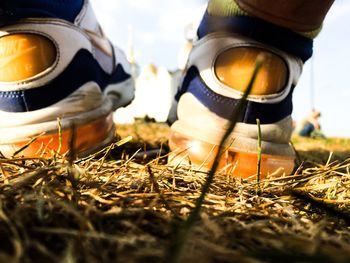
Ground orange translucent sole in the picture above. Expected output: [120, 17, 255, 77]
[168, 131, 295, 179]
[0, 114, 114, 158]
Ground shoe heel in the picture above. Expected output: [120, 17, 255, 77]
[168, 130, 295, 179]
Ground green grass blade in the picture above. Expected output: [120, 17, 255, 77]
[256, 118, 262, 195]
[166, 55, 265, 263]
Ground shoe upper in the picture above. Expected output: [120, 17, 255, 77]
[174, 32, 303, 125]
[169, 12, 310, 126]
[168, 12, 311, 157]
[0, 0, 132, 114]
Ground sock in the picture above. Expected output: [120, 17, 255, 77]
[207, 0, 321, 39]
[207, 0, 248, 17]
[0, 0, 84, 23]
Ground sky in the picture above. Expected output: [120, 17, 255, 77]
[91, 0, 350, 137]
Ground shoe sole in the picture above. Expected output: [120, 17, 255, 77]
[0, 79, 134, 158]
[168, 126, 295, 179]
[167, 91, 295, 179]
[0, 113, 115, 158]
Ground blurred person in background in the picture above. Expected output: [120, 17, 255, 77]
[295, 109, 325, 138]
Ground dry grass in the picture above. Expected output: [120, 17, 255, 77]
[1, 122, 350, 263]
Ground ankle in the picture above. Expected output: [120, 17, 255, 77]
[208, 0, 248, 17]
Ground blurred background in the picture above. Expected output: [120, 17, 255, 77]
[91, 0, 350, 137]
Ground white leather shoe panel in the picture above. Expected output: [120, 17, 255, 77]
[188, 32, 303, 103]
[175, 92, 293, 145]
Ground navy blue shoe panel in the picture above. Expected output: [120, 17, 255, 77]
[175, 67, 293, 125]
[0, 0, 83, 23]
[0, 49, 131, 113]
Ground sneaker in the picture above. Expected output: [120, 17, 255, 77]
[0, 0, 134, 157]
[168, 12, 313, 178]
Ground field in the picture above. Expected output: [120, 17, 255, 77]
[1, 121, 350, 263]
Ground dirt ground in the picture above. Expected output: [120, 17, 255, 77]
[1, 121, 350, 263]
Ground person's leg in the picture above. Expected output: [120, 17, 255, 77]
[168, 0, 334, 178]
[299, 122, 315, 137]
[233, 0, 334, 32]
[0, 0, 134, 157]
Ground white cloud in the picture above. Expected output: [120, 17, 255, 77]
[324, 1, 350, 26]
[156, 2, 204, 43]
[136, 31, 156, 45]
[127, 0, 159, 11]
